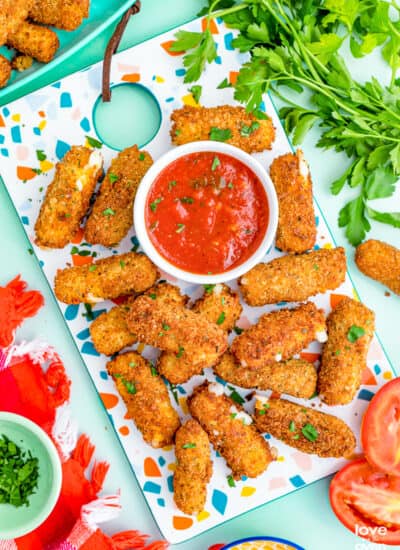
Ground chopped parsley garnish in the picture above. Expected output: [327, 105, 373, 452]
[230, 413, 237, 419]
[240, 121, 260, 137]
[150, 365, 158, 377]
[0, 435, 39, 507]
[335, 350, 341, 356]
[217, 77, 232, 89]
[176, 223, 185, 233]
[227, 475, 236, 488]
[180, 196, 194, 204]
[149, 293, 157, 300]
[121, 378, 136, 394]
[204, 284, 215, 294]
[162, 323, 170, 331]
[176, 346, 184, 358]
[182, 442, 197, 449]
[258, 402, 270, 415]
[120, 260, 126, 268]
[293, 434, 300, 440]
[168, 180, 177, 191]
[301, 423, 319, 442]
[209, 127, 232, 142]
[347, 325, 366, 343]
[233, 326, 243, 335]
[216, 312, 226, 325]
[89, 265, 97, 272]
[174, 129, 181, 136]
[139, 152, 145, 161]
[289, 421, 296, 432]
[103, 208, 115, 217]
[150, 197, 163, 212]
[86, 135, 103, 149]
[109, 173, 118, 184]
[313, 264, 319, 271]
[129, 362, 136, 367]
[189, 84, 202, 103]
[211, 156, 220, 171]
[227, 182, 234, 189]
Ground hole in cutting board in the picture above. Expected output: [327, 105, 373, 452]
[92, 83, 162, 151]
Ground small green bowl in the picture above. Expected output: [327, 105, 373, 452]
[0, 412, 62, 539]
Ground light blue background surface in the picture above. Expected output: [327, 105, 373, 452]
[0, 2, 399, 549]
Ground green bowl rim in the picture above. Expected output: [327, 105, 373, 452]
[0, 411, 62, 539]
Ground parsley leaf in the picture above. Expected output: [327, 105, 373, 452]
[302, 423, 319, 442]
[189, 84, 202, 103]
[209, 127, 232, 142]
[171, 29, 217, 83]
[347, 325, 366, 343]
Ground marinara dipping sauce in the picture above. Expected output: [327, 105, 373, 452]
[145, 151, 269, 275]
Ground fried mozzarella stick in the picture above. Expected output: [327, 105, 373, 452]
[0, 0, 33, 43]
[85, 146, 153, 247]
[173, 419, 212, 515]
[107, 352, 180, 448]
[157, 284, 241, 384]
[54, 252, 158, 304]
[231, 302, 326, 370]
[8, 21, 59, 63]
[90, 283, 188, 356]
[318, 298, 375, 405]
[0, 55, 11, 88]
[254, 397, 356, 458]
[215, 352, 317, 399]
[355, 239, 400, 295]
[270, 149, 316, 253]
[240, 247, 346, 306]
[189, 382, 272, 479]
[35, 146, 103, 248]
[127, 295, 227, 367]
[29, 0, 89, 31]
[170, 105, 275, 153]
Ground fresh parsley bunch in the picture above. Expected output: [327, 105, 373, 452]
[173, 0, 400, 245]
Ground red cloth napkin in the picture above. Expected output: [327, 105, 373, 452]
[0, 277, 168, 550]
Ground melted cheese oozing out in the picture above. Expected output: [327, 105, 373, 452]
[316, 330, 328, 343]
[275, 353, 282, 362]
[297, 150, 310, 180]
[86, 292, 104, 304]
[88, 150, 103, 171]
[208, 382, 225, 396]
[213, 283, 223, 295]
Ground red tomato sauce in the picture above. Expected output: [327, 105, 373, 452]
[145, 151, 269, 275]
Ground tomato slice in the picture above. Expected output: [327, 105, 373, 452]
[330, 458, 400, 545]
[361, 377, 400, 476]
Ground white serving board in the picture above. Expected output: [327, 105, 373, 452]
[0, 17, 395, 544]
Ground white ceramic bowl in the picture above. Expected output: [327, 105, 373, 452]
[134, 141, 278, 284]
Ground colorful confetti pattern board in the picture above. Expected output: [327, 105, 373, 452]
[0, 17, 395, 545]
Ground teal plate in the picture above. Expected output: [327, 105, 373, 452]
[0, 0, 133, 102]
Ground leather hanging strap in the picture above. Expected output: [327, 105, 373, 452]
[102, 1, 142, 102]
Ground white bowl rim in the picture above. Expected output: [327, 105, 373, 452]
[134, 141, 278, 284]
[0, 411, 62, 539]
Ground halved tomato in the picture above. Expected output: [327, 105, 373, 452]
[330, 458, 400, 545]
[361, 377, 400, 476]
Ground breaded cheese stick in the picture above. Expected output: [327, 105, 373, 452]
[127, 295, 227, 367]
[240, 247, 346, 306]
[270, 149, 316, 253]
[318, 297, 375, 405]
[35, 146, 103, 248]
[214, 352, 317, 399]
[170, 105, 275, 153]
[0, 0, 33, 44]
[29, 0, 89, 31]
[157, 284, 241, 384]
[0, 55, 11, 88]
[173, 419, 212, 515]
[85, 146, 153, 247]
[355, 239, 400, 295]
[90, 283, 188, 356]
[254, 397, 356, 458]
[8, 21, 59, 63]
[189, 382, 272, 479]
[107, 352, 180, 448]
[231, 302, 326, 370]
[54, 252, 158, 304]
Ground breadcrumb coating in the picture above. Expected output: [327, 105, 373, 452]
[173, 419, 212, 515]
[11, 54, 33, 71]
[189, 382, 272, 479]
[54, 252, 158, 304]
[355, 239, 400, 295]
[270, 149, 316, 253]
[90, 283, 188, 356]
[318, 297, 375, 405]
[0, 55, 11, 88]
[107, 352, 180, 448]
[8, 21, 59, 63]
[170, 105, 275, 153]
[231, 302, 326, 369]
[214, 352, 317, 399]
[85, 146, 153, 247]
[254, 397, 356, 458]
[239, 247, 346, 306]
[35, 146, 103, 248]
[29, 0, 89, 31]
